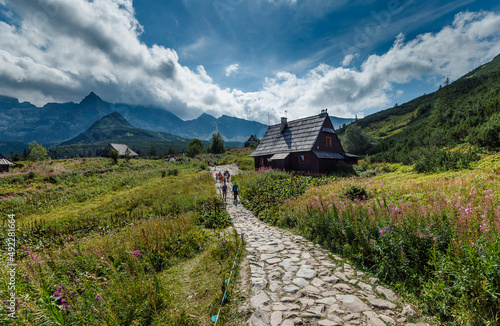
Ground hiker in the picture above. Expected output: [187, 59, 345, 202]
[219, 174, 224, 184]
[222, 182, 227, 202]
[233, 182, 239, 201]
[226, 170, 230, 183]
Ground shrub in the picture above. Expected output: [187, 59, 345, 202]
[167, 168, 179, 176]
[343, 185, 368, 200]
[24, 171, 36, 181]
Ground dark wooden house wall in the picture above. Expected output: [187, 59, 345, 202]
[0, 165, 9, 173]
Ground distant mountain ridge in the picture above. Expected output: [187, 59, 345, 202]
[0, 92, 269, 144]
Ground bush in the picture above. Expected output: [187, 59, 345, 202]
[167, 168, 179, 176]
[343, 185, 368, 200]
[24, 171, 36, 181]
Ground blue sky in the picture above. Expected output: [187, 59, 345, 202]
[1, 0, 500, 123]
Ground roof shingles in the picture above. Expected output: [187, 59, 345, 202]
[250, 115, 327, 157]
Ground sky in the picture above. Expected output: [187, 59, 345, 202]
[0, 0, 500, 124]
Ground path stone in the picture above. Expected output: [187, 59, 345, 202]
[211, 165, 429, 326]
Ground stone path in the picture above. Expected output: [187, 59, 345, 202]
[211, 166, 427, 326]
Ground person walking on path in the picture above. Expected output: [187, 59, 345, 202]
[232, 182, 239, 201]
[221, 182, 228, 202]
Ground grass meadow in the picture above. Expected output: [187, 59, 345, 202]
[234, 155, 500, 325]
[0, 157, 246, 325]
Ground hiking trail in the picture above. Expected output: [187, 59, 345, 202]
[211, 165, 428, 326]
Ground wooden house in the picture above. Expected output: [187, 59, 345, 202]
[98, 143, 139, 157]
[0, 153, 15, 172]
[250, 110, 357, 173]
[244, 135, 259, 147]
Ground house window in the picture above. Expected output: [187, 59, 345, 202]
[259, 157, 264, 166]
[326, 136, 333, 148]
[293, 155, 305, 164]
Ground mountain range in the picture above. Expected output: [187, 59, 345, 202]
[0, 92, 268, 145]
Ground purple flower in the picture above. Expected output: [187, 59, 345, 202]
[222, 240, 226, 244]
[131, 250, 141, 258]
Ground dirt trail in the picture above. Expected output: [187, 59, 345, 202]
[211, 165, 427, 326]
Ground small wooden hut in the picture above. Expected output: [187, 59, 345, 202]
[0, 153, 15, 172]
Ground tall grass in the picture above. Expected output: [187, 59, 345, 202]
[236, 162, 500, 325]
[0, 158, 245, 325]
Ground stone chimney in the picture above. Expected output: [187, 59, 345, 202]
[280, 117, 287, 132]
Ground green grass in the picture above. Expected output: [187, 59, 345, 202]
[0, 157, 246, 325]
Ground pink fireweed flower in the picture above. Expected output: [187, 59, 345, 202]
[479, 223, 489, 233]
[131, 250, 141, 258]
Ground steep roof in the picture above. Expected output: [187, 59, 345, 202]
[101, 143, 139, 156]
[0, 153, 15, 165]
[250, 114, 328, 157]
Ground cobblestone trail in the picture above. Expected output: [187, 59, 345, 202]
[211, 165, 427, 326]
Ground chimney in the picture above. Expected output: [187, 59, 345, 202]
[319, 108, 328, 117]
[280, 117, 287, 132]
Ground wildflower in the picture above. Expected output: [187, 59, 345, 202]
[479, 223, 489, 233]
[379, 229, 384, 236]
[309, 228, 313, 231]
[222, 240, 226, 245]
[131, 250, 141, 258]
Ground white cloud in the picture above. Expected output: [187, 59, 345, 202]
[225, 63, 239, 77]
[0, 1, 499, 124]
[341, 53, 358, 66]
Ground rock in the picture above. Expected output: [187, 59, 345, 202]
[281, 296, 296, 303]
[303, 285, 321, 295]
[334, 271, 349, 282]
[402, 305, 419, 318]
[316, 297, 337, 305]
[249, 308, 270, 326]
[344, 313, 361, 322]
[369, 277, 379, 284]
[250, 291, 271, 311]
[297, 267, 317, 280]
[283, 311, 299, 319]
[283, 284, 300, 293]
[366, 298, 397, 310]
[293, 278, 309, 287]
[379, 315, 396, 325]
[318, 319, 343, 326]
[358, 281, 373, 293]
[323, 276, 340, 284]
[251, 278, 268, 290]
[281, 319, 295, 326]
[375, 286, 399, 302]
[273, 303, 289, 311]
[336, 295, 370, 313]
[311, 278, 326, 288]
[271, 311, 283, 326]
[363, 311, 386, 326]
[332, 283, 355, 294]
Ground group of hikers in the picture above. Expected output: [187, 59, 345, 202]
[215, 169, 238, 202]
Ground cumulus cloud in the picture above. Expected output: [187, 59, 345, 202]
[225, 63, 239, 77]
[0, 1, 499, 124]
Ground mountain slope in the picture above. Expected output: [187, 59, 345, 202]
[343, 52, 500, 169]
[60, 111, 187, 145]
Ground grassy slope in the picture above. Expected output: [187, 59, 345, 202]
[338, 53, 500, 157]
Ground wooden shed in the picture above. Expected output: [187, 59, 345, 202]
[250, 110, 358, 173]
[98, 143, 139, 157]
[0, 153, 15, 173]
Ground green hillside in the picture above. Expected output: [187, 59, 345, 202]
[342, 53, 500, 172]
[52, 111, 190, 158]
